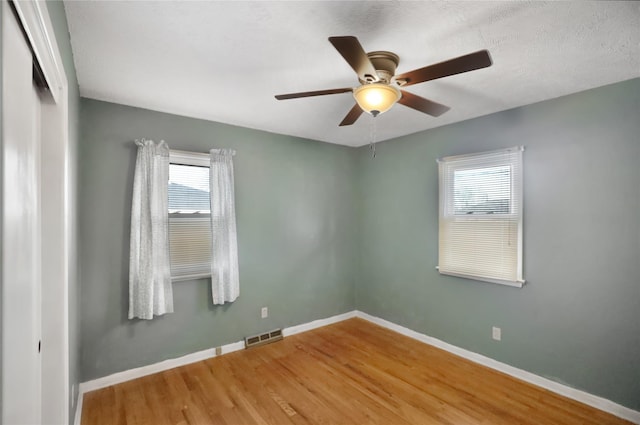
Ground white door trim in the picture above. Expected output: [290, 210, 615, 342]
[11, 0, 64, 103]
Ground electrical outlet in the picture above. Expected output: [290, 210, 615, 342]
[215, 346, 222, 356]
[492, 326, 501, 341]
[261, 307, 268, 319]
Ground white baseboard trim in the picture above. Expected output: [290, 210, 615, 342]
[73, 310, 639, 425]
[354, 310, 640, 424]
[283, 310, 357, 337]
[78, 343, 236, 395]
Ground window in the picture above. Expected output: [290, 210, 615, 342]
[168, 150, 212, 281]
[437, 147, 524, 287]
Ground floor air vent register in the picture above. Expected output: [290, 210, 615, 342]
[244, 328, 283, 348]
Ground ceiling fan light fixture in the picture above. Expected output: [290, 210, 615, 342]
[276, 37, 492, 126]
[353, 83, 401, 117]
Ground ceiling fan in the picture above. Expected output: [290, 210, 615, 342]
[275, 36, 492, 126]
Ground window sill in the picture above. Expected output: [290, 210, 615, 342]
[436, 267, 525, 288]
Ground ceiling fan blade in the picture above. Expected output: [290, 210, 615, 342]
[339, 104, 364, 126]
[395, 50, 492, 87]
[275, 88, 352, 100]
[329, 36, 379, 82]
[398, 90, 450, 117]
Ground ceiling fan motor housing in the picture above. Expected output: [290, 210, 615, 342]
[362, 51, 400, 84]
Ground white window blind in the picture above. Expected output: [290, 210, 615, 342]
[437, 147, 524, 287]
[168, 151, 212, 281]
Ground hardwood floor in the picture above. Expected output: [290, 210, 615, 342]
[81, 318, 632, 425]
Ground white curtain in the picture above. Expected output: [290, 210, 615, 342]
[209, 149, 240, 304]
[129, 139, 174, 319]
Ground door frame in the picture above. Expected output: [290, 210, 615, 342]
[3, 0, 70, 423]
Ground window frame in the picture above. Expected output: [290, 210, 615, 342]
[437, 147, 525, 288]
[168, 149, 212, 282]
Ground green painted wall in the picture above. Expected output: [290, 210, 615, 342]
[44, 1, 81, 421]
[79, 99, 358, 380]
[356, 79, 640, 410]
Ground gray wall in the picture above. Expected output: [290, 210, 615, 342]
[356, 78, 640, 410]
[79, 99, 358, 380]
[44, 1, 81, 421]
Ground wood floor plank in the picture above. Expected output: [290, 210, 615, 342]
[81, 318, 633, 425]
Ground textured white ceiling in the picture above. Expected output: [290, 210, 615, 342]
[64, 1, 639, 147]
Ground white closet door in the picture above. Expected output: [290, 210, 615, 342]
[2, 1, 43, 423]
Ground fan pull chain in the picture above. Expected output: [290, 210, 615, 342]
[369, 116, 377, 159]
